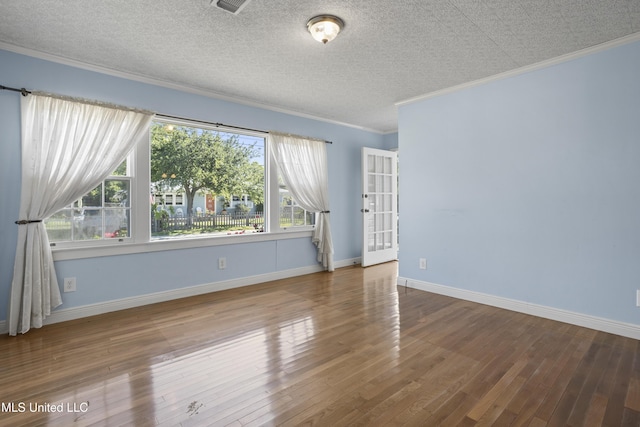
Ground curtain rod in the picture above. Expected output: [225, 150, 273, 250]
[0, 85, 31, 96]
[157, 114, 332, 144]
[0, 86, 332, 143]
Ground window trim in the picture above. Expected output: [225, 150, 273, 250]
[51, 229, 313, 261]
[46, 157, 136, 249]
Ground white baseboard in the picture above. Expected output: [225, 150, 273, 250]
[0, 259, 361, 335]
[399, 276, 640, 340]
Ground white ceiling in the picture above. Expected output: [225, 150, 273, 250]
[0, 0, 639, 133]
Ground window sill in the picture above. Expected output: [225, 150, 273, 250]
[51, 230, 313, 261]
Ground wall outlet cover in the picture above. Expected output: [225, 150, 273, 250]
[64, 277, 76, 292]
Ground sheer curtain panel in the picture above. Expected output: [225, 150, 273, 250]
[269, 132, 334, 271]
[8, 93, 154, 335]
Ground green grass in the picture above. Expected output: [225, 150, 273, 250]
[152, 225, 256, 237]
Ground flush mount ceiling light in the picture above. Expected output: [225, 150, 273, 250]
[307, 15, 344, 44]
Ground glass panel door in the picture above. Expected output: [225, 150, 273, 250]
[361, 147, 397, 267]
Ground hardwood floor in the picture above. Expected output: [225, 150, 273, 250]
[1, 261, 638, 426]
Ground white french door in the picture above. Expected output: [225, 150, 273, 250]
[361, 147, 398, 267]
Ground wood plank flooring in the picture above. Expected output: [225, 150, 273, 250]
[0, 262, 638, 426]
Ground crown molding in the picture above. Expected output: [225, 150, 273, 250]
[0, 42, 383, 134]
[396, 32, 640, 107]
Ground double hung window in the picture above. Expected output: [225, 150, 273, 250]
[279, 185, 315, 229]
[45, 160, 131, 243]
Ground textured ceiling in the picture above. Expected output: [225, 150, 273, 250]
[0, 0, 639, 133]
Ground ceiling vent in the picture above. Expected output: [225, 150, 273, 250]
[214, 0, 252, 14]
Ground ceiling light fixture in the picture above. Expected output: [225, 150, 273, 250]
[307, 15, 344, 44]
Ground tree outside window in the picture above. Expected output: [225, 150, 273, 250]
[150, 122, 265, 237]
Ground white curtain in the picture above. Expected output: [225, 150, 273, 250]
[8, 93, 154, 335]
[269, 131, 334, 271]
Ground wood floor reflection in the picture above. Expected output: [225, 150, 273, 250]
[1, 261, 638, 426]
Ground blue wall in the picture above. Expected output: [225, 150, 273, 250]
[0, 49, 385, 322]
[398, 40, 640, 325]
[382, 132, 398, 150]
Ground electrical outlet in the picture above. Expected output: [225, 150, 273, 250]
[419, 258, 427, 270]
[218, 257, 227, 270]
[63, 277, 76, 292]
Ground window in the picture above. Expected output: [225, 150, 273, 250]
[45, 160, 131, 244]
[151, 192, 185, 207]
[278, 185, 316, 229]
[45, 117, 314, 249]
[150, 120, 267, 239]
